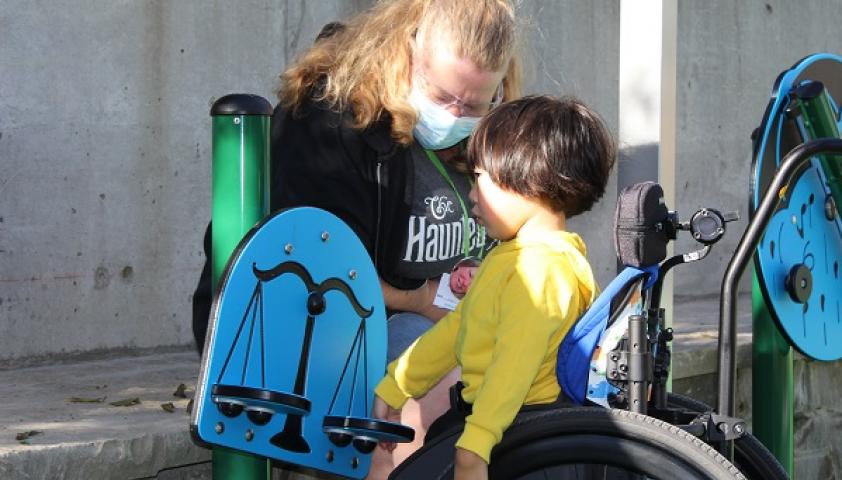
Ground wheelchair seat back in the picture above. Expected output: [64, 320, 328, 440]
[556, 266, 658, 405]
[557, 182, 670, 405]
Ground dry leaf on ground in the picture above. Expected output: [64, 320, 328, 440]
[109, 397, 141, 407]
[67, 396, 106, 404]
[15, 430, 42, 441]
[173, 383, 189, 398]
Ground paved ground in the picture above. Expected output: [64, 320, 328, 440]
[0, 350, 209, 479]
[0, 295, 754, 479]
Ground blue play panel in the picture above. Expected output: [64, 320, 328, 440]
[191, 207, 413, 478]
[752, 53, 842, 361]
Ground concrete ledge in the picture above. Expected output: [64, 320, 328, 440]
[671, 295, 842, 478]
[670, 293, 753, 414]
[0, 351, 210, 479]
[1, 296, 839, 479]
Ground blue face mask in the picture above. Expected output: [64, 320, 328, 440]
[409, 86, 481, 150]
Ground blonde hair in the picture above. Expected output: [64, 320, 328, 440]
[278, 0, 522, 145]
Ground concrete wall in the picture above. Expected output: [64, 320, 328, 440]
[0, 0, 371, 363]
[2, 0, 842, 361]
[517, 1, 621, 292]
[0, 1, 619, 362]
[672, 0, 842, 297]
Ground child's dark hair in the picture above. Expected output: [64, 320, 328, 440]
[467, 95, 616, 217]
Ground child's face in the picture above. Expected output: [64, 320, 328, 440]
[449, 264, 478, 298]
[469, 169, 536, 240]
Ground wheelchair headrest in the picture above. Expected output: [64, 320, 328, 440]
[614, 182, 670, 268]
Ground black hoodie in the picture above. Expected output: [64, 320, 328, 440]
[191, 98, 487, 352]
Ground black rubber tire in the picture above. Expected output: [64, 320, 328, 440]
[666, 393, 788, 480]
[392, 407, 745, 479]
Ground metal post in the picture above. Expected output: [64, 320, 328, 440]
[748, 81, 842, 476]
[752, 272, 794, 476]
[210, 93, 273, 480]
[720, 139, 842, 461]
[628, 315, 649, 415]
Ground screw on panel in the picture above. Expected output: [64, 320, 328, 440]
[351, 458, 359, 469]
[734, 423, 745, 435]
[285, 244, 293, 254]
[826, 195, 838, 221]
[326, 451, 334, 463]
[245, 429, 254, 441]
[321, 231, 330, 241]
[233, 117, 241, 125]
[349, 270, 357, 280]
[215, 422, 224, 434]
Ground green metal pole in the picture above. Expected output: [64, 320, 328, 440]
[751, 271, 794, 477]
[210, 94, 273, 480]
[794, 81, 842, 211]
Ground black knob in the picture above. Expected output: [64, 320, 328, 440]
[307, 292, 326, 315]
[328, 431, 352, 447]
[353, 438, 377, 454]
[247, 409, 273, 426]
[785, 264, 812, 304]
[217, 401, 243, 418]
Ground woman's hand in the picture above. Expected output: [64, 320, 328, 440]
[454, 448, 488, 480]
[380, 278, 449, 321]
[373, 396, 401, 452]
[416, 278, 449, 321]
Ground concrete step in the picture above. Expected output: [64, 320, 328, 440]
[0, 350, 210, 479]
[0, 295, 838, 479]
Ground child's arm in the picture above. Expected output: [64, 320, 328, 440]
[455, 448, 488, 480]
[374, 305, 463, 408]
[456, 258, 576, 463]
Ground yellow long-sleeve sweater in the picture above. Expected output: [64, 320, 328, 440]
[375, 230, 597, 463]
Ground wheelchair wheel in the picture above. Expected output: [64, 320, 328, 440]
[391, 407, 745, 479]
[666, 393, 788, 480]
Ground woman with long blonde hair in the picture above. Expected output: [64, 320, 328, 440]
[194, 1, 522, 477]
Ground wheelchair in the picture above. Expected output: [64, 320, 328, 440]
[390, 181, 785, 480]
[189, 187, 785, 479]
[191, 53, 842, 479]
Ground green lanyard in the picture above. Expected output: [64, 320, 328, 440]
[424, 149, 473, 258]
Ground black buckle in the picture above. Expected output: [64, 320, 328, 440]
[449, 381, 472, 415]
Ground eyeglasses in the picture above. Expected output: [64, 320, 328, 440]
[413, 69, 504, 117]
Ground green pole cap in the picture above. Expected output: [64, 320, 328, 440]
[210, 94, 273, 116]
[793, 80, 824, 100]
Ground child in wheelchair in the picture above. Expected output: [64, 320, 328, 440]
[373, 95, 616, 479]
